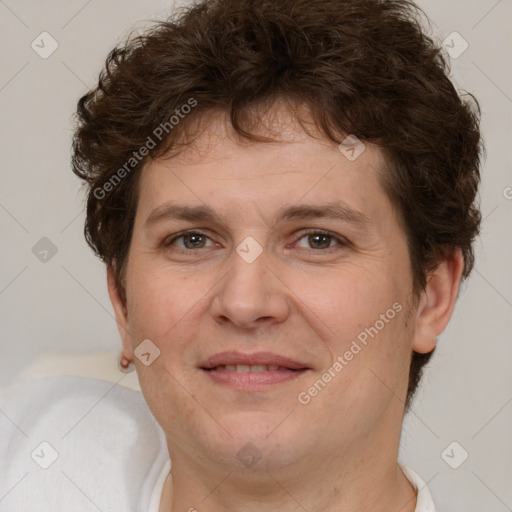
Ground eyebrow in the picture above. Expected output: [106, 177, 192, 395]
[145, 201, 372, 229]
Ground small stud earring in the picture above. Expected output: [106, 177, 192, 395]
[118, 353, 135, 373]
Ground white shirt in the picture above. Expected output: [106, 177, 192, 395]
[0, 376, 436, 511]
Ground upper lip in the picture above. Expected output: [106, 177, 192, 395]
[200, 351, 310, 370]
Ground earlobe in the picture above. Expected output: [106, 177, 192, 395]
[107, 264, 133, 358]
[411, 249, 465, 354]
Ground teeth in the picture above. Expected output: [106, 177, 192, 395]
[216, 364, 283, 372]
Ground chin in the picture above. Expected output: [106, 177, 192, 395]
[201, 411, 309, 468]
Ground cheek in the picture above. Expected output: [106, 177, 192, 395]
[125, 261, 201, 344]
[124, 265, 204, 433]
[301, 263, 402, 343]
[307, 265, 411, 391]
[308, 303, 412, 416]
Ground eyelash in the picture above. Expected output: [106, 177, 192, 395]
[163, 229, 348, 253]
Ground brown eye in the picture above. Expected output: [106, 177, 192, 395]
[296, 230, 345, 250]
[306, 233, 332, 249]
[164, 231, 213, 250]
[181, 233, 207, 249]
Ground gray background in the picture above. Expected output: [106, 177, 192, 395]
[1, 1, 511, 510]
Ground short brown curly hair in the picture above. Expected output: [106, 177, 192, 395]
[71, 0, 482, 408]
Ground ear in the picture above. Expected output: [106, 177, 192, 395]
[412, 249, 465, 354]
[107, 264, 134, 359]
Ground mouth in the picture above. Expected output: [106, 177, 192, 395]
[200, 352, 311, 390]
[207, 364, 302, 372]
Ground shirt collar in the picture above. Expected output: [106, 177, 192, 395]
[400, 464, 437, 512]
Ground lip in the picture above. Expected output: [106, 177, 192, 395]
[200, 351, 311, 391]
[200, 351, 309, 370]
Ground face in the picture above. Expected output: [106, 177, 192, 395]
[109, 103, 453, 473]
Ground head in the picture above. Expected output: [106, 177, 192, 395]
[72, 0, 481, 474]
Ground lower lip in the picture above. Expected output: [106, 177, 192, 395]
[202, 368, 308, 390]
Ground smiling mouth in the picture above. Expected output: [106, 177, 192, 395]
[201, 356, 310, 390]
[207, 364, 305, 373]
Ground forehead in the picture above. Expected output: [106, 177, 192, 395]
[149, 98, 386, 171]
[134, 101, 392, 229]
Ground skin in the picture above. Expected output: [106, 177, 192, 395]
[107, 101, 464, 512]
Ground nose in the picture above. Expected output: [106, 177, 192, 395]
[210, 246, 290, 330]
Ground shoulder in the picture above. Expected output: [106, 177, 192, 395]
[0, 375, 169, 512]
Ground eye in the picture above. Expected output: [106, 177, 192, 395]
[162, 229, 348, 253]
[164, 231, 216, 250]
[295, 229, 347, 251]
